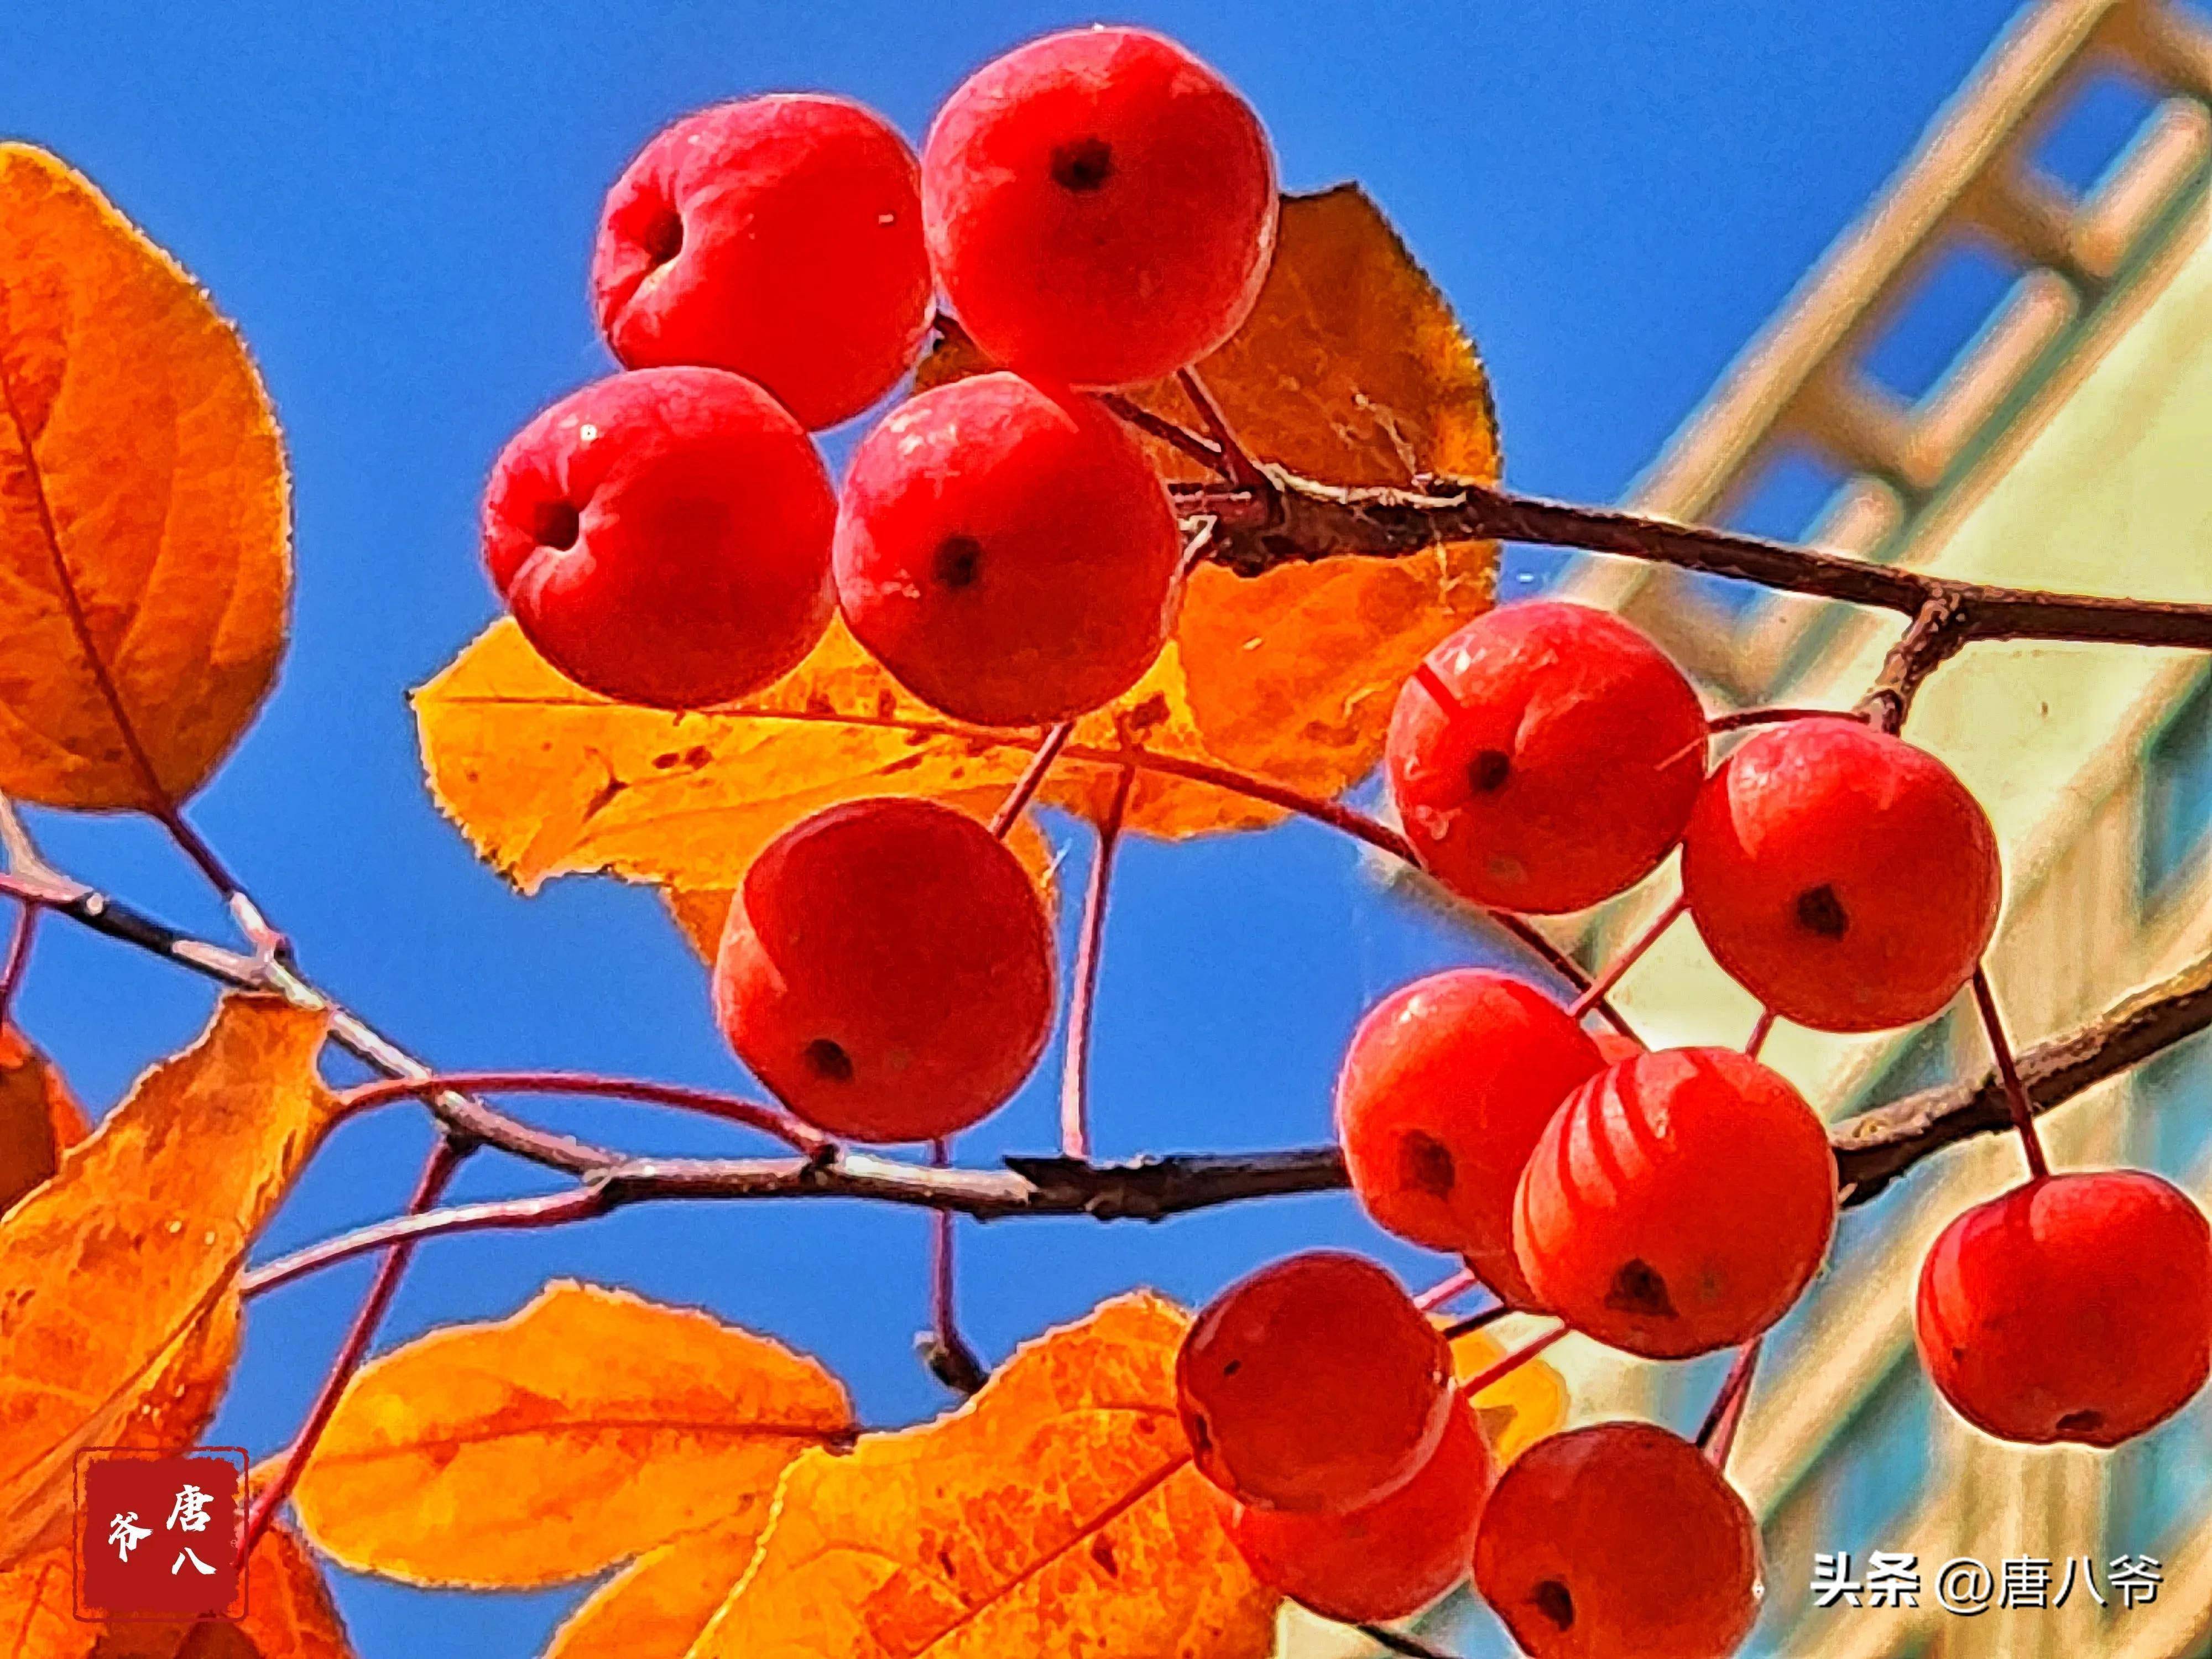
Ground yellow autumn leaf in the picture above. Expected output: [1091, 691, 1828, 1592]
[685, 1292, 1277, 1659]
[542, 1511, 775, 1659]
[0, 144, 290, 812]
[0, 996, 333, 1566]
[291, 1281, 853, 1589]
[0, 1522, 354, 1658]
[1449, 1326, 1570, 1466]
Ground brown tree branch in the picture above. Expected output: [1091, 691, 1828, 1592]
[242, 943, 2212, 1296]
[1181, 473, 2212, 655]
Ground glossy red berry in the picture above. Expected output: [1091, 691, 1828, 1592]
[1514, 1048, 1837, 1359]
[482, 368, 834, 709]
[712, 798, 1055, 1142]
[592, 96, 932, 430]
[1682, 716, 2001, 1032]
[1335, 970, 1601, 1307]
[1214, 1391, 1491, 1623]
[834, 372, 1181, 726]
[921, 27, 1277, 387]
[1387, 602, 1709, 915]
[1917, 1170, 2212, 1447]
[1473, 1422, 1761, 1659]
[1178, 1250, 1453, 1513]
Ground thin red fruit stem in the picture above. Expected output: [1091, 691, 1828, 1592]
[1707, 706, 1856, 734]
[1176, 368, 1265, 487]
[244, 1133, 470, 1552]
[1569, 895, 1688, 1021]
[1094, 393, 1229, 475]
[1745, 1007, 1777, 1058]
[1971, 966, 2051, 1180]
[1412, 1266, 1479, 1314]
[337, 1071, 827, 1156]
[1458, 1323, 1567, 1399]
[989, 722, 1073, 837]
[1439, 1302, 1511, 1341]
[1697, 1337, 1763, 1470]
[0, 901, 37, 1029]
[242, 1187, 607, 1298]
[1061, 764, 1134, 1160]
[926, 1137, 986, 1395]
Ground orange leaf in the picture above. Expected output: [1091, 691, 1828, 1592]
[0, 1027, 89, 1218]
[541, 1512, 773, 1659]
[0, 995, 335, 1566]
[0, 1522, 354, 1658]
[685, 1292, 1277, 1659]
[291, 1281, 853, 1589]
[0, 145, 290, 812]
[414, 616, 1053, 897]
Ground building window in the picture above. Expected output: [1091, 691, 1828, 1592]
[2135, 1029, 2212, 1186]
[2109, 1387, 2212, 1560]
[1745, 1355, 1935, 1654]
[2141, 669, 2212, 903]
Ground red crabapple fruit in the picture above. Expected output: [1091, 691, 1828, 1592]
[592, 96, 932, 431]
[1514, 1048, 1837, 1359]
[1387, 602, 1709, 915]
[712, 797, 1054, 1142]
[1335, 969, 1601, 1306]
[482, 368, 834, 709]
[1473, 1421, 1761, 1659]
[1213, 1391, 1491, 1623]
[1916, 1170, 2212, 1447]
[921, 27, 1277, 387]
[834, 371, 1182, 726]
[1681, 716, 2001, 1032]
[1178, 1250, 1454, 1513]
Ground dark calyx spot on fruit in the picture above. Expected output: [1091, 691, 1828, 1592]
[804, 1039, 854, 1083]
[1222, 1359, 1241, 1376]
[934, 535, 984, 590]
[1400, 1131, 1456, 1200]
[641, 207, 684, 268]
[1468, 749, 1511, 794]
[1604, 1258, 1677, 1319]
[1050, 137, 1114, 192]
[2057, 1409, 2104, 1437]
[534, 500, 581, 551]
[1532, 1579, 1575, 1631]
[1188, 1413, 1212, 1455]
[1796, 883, 1849, 939]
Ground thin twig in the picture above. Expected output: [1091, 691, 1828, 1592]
[1094, 393, 1229, 474]
[243, 1133, 472, 1550]
[1697, 1338, 1762, 1470]
[1175, 368, 1266, 487]
[1356, 1626, 1461, 1659]
[989, 723, 1073, 837]
[0, 902, 36, 1030]
[1745, 1007, 1777, 1059]
[336, 1070, 827, 1156]
[1459, 1323, 1567, 1398]
[1569, 895, 1686, 1020]
[1062, 765, 1134, 1160]
[1439, 1303, 1511, 1342]
[1971, 967, 2050, 1181]
[1412, 1266, 1479, 1314]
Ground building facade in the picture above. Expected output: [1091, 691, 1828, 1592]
[1293, 0, 2212, 1653]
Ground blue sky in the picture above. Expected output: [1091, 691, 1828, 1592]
[1, 1, 2078, 1652]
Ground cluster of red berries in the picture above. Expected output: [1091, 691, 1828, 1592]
[1174, 598, 2212, 1650]
[472, 23, 2212, 1656]
[479, 24, 1276, 1140]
